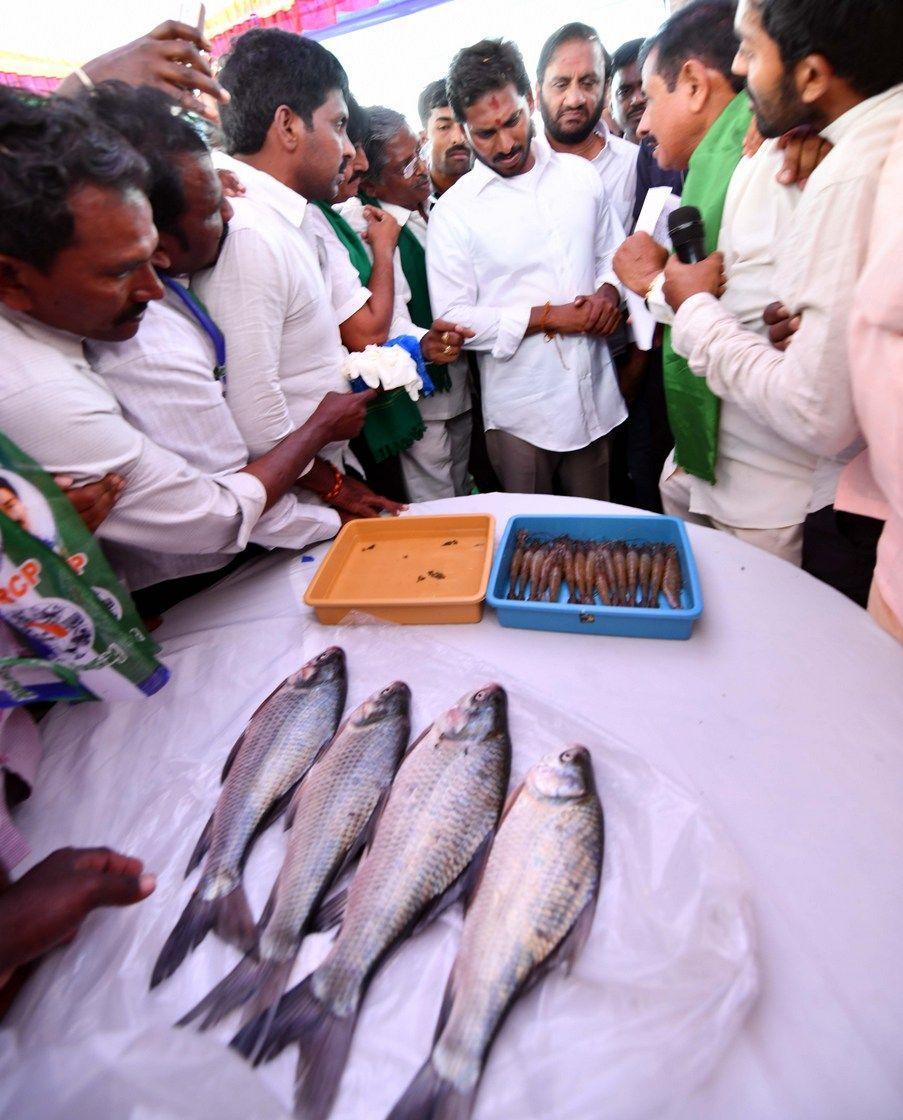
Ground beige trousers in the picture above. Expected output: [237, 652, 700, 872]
[485, 430, 610, 500]
[660, 466, 804, 566]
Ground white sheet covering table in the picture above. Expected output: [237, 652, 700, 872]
[1, 493, 902, 1120]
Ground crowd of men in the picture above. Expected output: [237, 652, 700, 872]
[0, 0, 901, 997]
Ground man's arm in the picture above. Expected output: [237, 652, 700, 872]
[194, 224, 296, 457]
[339, 207, 400, 352]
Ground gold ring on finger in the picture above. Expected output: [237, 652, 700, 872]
[441, 331, 450, 344]
[443, 344, 453, 355]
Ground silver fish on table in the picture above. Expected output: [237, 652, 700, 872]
[177, 681, 411, 1032]
[388, 745, 604, 1120]
[150, 647, 347, 989]
[231, 684, 512, 1120]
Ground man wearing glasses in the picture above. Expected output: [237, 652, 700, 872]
[344, 106, 475, 503]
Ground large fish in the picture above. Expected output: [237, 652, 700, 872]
[388, 745, 604, 1120]
[231, 684, 512, 1120]
[150, 647, 347, 989]
[177, 681, 411, 1032]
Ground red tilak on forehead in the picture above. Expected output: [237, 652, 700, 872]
[489, 94, 500, 110]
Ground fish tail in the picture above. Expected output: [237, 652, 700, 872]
[150, 883, 255, 990]
[386, 1058, 478, 1120]
[176, 954, 293, 1031]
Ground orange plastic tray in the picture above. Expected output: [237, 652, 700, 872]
[304, 514, 495, 625]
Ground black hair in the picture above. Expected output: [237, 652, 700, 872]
[447, 39, 531, 123]
[640, 0, 744, 94]
[0, 477, 19, 498]
[754, 0, 903, 98]
[77, 82, 207, 243]
[0, 87, 147, 272]
[537, 22, 610, 86]
[217, 29, 349, 154]
[346, 94, 369, 148]
[611, 38, 645, 78]
[363, 106, 408, 182]
[418, 78, 449, 128]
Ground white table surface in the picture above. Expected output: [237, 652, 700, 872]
[2, 493, 902, 1120]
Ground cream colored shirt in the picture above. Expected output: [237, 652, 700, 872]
[88, 285, 340, 587]
[0, 306, 266, 590]
[196, 153, 352, 468]
[672, 85, 903, 513]
[651, 140, 819, 529]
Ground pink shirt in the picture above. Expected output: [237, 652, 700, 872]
[836, 117, 903, 626]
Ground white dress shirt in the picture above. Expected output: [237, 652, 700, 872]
[88, 284, 340, 587]
[539, 121, 638, 234]
[671, 85, 903, 513]
[195, 153, 351, 466]
[337, 197, 471, 423]
[304, 205, 372, 326]
[649, 141, 819, 528]
[0, 306, 266, 590]
[427, 140, 626, 452]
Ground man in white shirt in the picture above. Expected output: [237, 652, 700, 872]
[193, 29, 403, 518]
[0, 90, 350, 593]
[81, 84, 373, 594]
[536, 21, 638, 232]
[429, 39, 627, 500]
[659, 0, 903, 602]
[355, 106, 474, 502]
[418, 79, 474, 205]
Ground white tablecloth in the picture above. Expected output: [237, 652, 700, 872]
[4, 493, 903, 1120]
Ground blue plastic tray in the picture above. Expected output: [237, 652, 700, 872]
[486, 514, 703, 640]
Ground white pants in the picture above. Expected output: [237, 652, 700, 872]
[660, 466, 804, 566]
[400, 412, 472, 503]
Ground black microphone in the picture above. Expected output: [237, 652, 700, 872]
[668, 205, 707, 264]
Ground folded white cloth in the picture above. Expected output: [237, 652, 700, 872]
[342, 344, 423, 401]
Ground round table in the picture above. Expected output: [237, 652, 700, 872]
[3, 493, 902, 1120]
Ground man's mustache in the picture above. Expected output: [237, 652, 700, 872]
[114, 302, 148, 325]
[494, 146, 523, 163]
[446, 144, 470, 158]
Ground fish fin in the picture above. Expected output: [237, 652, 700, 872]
[432, 962, 460, 1043]
[241, 782, 301, 867]
[557, 892, 600, 977]
[214, 882, 257, 953]
[150, 888, 221, 988]
[410, 828, 494, 937]
[292, 996, 359, 1120]
[220, 732, 244, 784]
[176, 955, 294, 1032]
[283, 779, 305, 831]
[386, 1059, 478, 1120]
[310, 886, 347, 933]
[184, 812, 214, 877]
[498, 779, 526, 827]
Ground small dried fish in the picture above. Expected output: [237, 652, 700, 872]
[507, 531, 527, 600]
[612, 544, 628, 606]
[638, 549, 652, 607]
[625, 547, 640, 607]
[562, 541, 577, 604]
[647, 547, 666, 609]
[663, 546, 682, 608]
[594, 566, 613, 605]
[528, 546, 547, 601]
[573, 546, 586, 606]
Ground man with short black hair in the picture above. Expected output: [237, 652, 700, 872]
[536, 22, 637, 231]
[83, 84, 371, 598]
[418, 78, 473, 202]
[194, 30, 402, 518]
[660, 0, 903, 601]
[430, 39, 626, 499]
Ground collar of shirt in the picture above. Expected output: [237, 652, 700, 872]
[379, 200, 415, 228]
[212, 150, 308, 228]
[820, 83, 903, 147]
[0, 305, 89, 368]
[469, 133, 552, 195]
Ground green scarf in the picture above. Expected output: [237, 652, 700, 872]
[360, 193, 450, 392]
[663, 92, 752, 484]
[313, 201, 425, 463]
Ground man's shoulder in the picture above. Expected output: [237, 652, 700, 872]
[0, 312, 86, 388]
[606, 132, 640, 169]
[547, 149, 604, 193]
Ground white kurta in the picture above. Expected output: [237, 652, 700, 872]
[427, 140, 626, 453]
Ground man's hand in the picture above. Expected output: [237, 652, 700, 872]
[613, 233, 669, 297]
[763, 301, 801, 350]
[310, 389, 377, 443]
[60, 21, 229, 122]
[662, 253, 726, 313]
[217, 168, 245, 198]
[54, 473, 124, 533]
[421, 320, 474, 364]
[579, 284, 622, 336]
[743, 117, 765, 159]
[0, 848, 155, 977]
[332, 475, 406, 518]
[361, 206, 401, 256]
[776, 127, 832, 188]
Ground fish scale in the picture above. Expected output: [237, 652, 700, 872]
[387, 746, 604, 1120]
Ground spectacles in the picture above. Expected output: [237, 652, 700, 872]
[401, 153, 425, 180]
